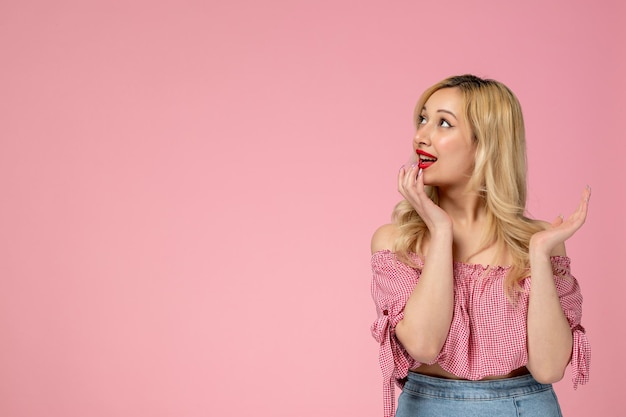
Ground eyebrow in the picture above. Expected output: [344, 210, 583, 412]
[421, 106, 458, 119]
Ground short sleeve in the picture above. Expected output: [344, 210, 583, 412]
[552, 256, 591, 388]
[370, 251, 421, 417]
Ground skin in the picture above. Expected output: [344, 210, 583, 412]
[371, 87, 591, 383]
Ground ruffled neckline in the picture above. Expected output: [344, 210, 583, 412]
[371, 249, 570, 273]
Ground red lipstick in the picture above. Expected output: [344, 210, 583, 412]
[416, 149, 437, 169]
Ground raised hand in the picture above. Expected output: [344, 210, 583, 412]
[530, 186, 591, 256]
[398, 164, 452, 233]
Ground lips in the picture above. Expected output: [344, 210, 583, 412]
[416, 149, 437, 169]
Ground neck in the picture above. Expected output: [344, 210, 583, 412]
[437, 186, 499, 264]
[437, 186, 486, 227]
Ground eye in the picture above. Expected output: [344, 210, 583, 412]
[417, 115, 427, 125]
[440, 119, 451, 128]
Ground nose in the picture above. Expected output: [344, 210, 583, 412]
[413, 123, 432, 148]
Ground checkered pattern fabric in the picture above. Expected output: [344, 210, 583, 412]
[370, 250, 590, 417]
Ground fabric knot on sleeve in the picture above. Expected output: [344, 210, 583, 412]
[370, 250, 421, 417]
[552, 256, 591, 388]
[370, 310, 390, 344]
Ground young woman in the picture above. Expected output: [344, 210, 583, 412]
[370, 75, 590, 417]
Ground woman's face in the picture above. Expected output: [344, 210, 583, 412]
[413, 87, 476, 190]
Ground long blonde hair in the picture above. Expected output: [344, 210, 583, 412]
[393, 74, 544, 293]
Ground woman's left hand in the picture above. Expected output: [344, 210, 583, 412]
[529, 186, 591, 256]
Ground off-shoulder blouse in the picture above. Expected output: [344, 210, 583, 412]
[370, 250, 590, 417]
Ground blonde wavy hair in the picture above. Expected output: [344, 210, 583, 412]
[393, 74, 544, 294]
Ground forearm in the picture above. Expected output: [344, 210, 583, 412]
[526, 252, 572, 383]
[396, 230, 454, 362]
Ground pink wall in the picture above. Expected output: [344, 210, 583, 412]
[1, 1, 624, 416]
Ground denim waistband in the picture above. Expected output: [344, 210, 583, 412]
[404, 372, 553, 400]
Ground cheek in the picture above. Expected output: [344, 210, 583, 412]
[437, 137, 470, 158]
[435, 136, 457, 152]
[442, 145, 476, 171]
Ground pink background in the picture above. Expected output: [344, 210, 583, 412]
[1, 1, 624, 416]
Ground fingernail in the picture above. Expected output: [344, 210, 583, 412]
[418, 168, 423, 177]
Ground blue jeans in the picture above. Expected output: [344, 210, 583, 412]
[396, 372, 562, 417]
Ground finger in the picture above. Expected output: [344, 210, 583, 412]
[409, 166, 429, 203]
[574, 186, 591, 210]
[571, 186, 591, 222]
[404, 163, 419, 191]
[414, 168, 426, 195]
[401, 165, 428, 211]
[398, 164, 412, 192]
[584, 185, 592, 202]
[398, 163, 417, 199]
[551, 215, 564, 228]
[398, 165, 406, 194]
[561, 189, 590, 231]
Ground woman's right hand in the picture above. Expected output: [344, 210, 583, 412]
[398, 164, 452, 233]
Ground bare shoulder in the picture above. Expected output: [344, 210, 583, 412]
[371, 223, 400, 254]
[532, 219, 567, 257]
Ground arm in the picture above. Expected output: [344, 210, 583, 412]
[526, 241, 572, 383]
[526, 186, 591, 383]
[396, 228, 454, 363]
[393, 166, 455, 363]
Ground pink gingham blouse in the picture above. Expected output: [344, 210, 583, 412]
[370, 250, 590, 417]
